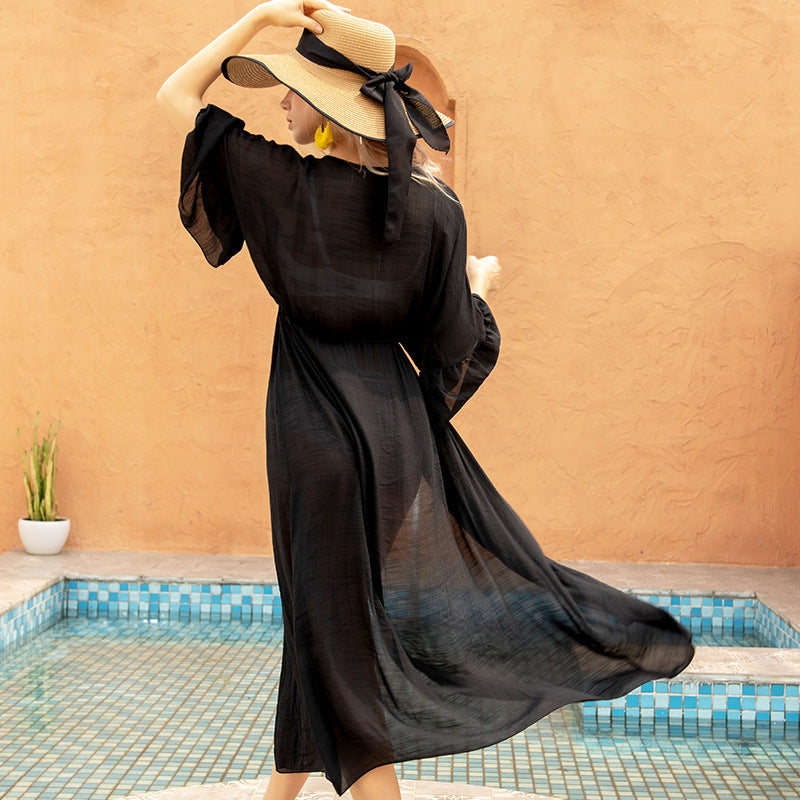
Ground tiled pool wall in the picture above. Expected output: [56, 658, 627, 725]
[2, 582, 799, 740]
[63, 579, 283, 623]
[631, 591, 800, 649]
[0, 580, 283, 657]
[581, 679, 800, 739]
[0, 580, 62, 656]
[579, 592, 800, 738]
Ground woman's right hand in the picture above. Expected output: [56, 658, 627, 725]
[257, 0, 351, 34]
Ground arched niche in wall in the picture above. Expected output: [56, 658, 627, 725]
[395, 44, 459, 193]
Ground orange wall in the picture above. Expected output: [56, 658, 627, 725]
[2, 0, 799, 564]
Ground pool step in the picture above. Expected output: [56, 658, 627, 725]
[582, 646, 800, 737]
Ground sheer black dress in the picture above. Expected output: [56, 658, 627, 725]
[179, 105, 694, 795]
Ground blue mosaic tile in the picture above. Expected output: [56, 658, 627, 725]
[0, 582, 63, 656]
[61, 580, 283, 623]
[4, 582, 800, 751]
[583, 678, 800, 739]
[756, 602, 800, 649]
[630, 592, 800, 648]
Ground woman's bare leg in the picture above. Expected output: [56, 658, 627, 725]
[261, 767, 310, 800]
[348, 764, 402, 800]
[260, 762, 399, 800]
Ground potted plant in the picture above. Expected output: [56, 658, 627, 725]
[17, 413, 70, 555]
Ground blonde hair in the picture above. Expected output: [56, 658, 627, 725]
[327, 121, 456, 200]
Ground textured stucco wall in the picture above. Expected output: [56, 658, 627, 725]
[2, 0, 799, 563]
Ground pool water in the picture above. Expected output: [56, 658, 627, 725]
[0, 617, 798, 800]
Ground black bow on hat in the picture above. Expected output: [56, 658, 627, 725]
[296, 30, 451, 244]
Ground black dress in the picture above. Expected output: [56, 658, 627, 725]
[179, 104, 694, 796]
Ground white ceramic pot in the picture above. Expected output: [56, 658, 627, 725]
[18, 518, 70, 555]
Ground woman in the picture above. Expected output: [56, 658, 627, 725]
[157, 4, 694, 800]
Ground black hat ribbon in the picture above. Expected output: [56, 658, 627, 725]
[296, 30, 451, 243]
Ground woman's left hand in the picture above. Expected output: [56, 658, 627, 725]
[467, 255, 501, 299]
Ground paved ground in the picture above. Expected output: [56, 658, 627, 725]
[116, 775, 559, 799]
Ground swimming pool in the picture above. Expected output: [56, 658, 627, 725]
[0, 579, 799, 800]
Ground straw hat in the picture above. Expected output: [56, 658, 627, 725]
[221, 10, 452, 142]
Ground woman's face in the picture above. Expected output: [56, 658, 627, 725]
[280, 90, 322, 145]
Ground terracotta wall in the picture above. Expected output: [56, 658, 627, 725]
[2, 0, 799, 564]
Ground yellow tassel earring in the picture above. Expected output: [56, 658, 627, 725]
[314, 121, 334, 151]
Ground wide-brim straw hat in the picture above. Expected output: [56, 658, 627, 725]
[221, 10, 452, 142]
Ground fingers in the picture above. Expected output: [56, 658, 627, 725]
[468, 255, 502, 276]
[304, 0, 351, 17]
[302, 15, 324, 33]
[304, 1, 352, 24]
[313, 0, 351, 12]
[300, 1, 351, 33]
[484, 256, 501, 275]
[467, 255, 501, 298]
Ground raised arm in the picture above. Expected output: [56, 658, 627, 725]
[156, 0, 345, 133]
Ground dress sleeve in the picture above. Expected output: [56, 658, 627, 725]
[179, 104, 246, 267]
[403, 210, 501, 425]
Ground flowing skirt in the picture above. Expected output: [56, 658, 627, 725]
[265, 311, 694, 795]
